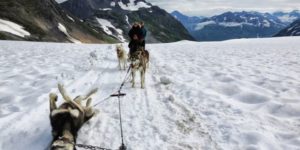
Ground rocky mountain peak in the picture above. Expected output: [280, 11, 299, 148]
[61, 0, 194, 42]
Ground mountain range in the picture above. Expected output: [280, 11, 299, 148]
[171, 10, 300, 41]
[0, 0, 193, 43]
[1, 0, 299, 43]
[60, 0, 194, 43]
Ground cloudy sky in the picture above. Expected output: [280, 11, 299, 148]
[147, 0, 300, 17]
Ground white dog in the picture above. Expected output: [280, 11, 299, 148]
[116, 44, 127, 70]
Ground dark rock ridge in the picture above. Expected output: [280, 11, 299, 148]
[0, 0, 117, 43]
[61, 0, 194, 43]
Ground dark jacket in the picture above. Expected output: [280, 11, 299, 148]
[128, 25, 147, 55]
[139, 26, 147, 40]
[128, 26, 141, 40]
[128, 40, 142, 53]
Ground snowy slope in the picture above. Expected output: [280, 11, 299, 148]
[0, 19, 30, 37]
[96, 18, 126, 42]
[58, 23, 81, 43]
[0, 0, 115, 43]
[0, 37, 300, 150]
[275, 19, 300, 37]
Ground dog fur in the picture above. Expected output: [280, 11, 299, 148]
[130, 48, 149, 88]
[49, 84, 97, 150]
[116, 44, 127, 70]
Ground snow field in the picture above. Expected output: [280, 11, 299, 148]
[0, 37, 300, 150]
[147, 38, 300, 149]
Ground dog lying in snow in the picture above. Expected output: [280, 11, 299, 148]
[116, 44, 127, 70]
[49, 84, 97, 150]
[130, 47, 149, 88]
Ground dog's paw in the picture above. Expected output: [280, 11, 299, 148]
[49, 93, 58, 101]
[85, 107, 95, 118]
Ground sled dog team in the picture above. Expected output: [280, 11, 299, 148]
[116, 44, 149, 89]
[49, 22, 149, 150]
[50, 45, 149, 150]
[117, 21, 150, 89]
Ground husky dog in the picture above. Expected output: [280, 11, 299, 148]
[116, 44, 127, 70]
[130, 48, 149, 88]
[49, 84, 97, 150]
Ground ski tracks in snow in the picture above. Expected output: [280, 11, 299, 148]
[78, 46, 216, 150]
[148, 48, 219, 150]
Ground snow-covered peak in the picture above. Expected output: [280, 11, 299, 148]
[205, 11, 286, 28]
[272, 10, 300, 24]
[117, 0, 151, 11]
[277, 15, 298, 23]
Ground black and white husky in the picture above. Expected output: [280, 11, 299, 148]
[130, 49, 149, 88]
[49, 84, 97, 150]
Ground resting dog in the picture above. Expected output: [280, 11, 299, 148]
[116, 44, 127, 70]
[49, 84, 97, 150]
[130, 48, 149, 88]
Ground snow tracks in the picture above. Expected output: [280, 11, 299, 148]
[1, 37, 300, 150]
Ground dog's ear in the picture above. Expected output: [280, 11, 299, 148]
[49, 93, 58, 111]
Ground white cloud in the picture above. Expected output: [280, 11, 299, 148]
[147, 0, 300, 17]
